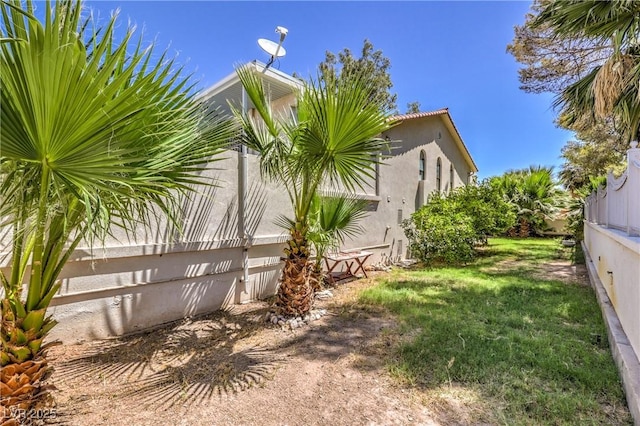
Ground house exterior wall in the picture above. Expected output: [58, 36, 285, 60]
[0, 81, 476, 343]
[338, 116, 472, 262]
[0, 153, 287, 343]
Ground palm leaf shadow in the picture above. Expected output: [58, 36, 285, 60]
[54, 307, 282, 409]
[213, 179, 268, 242]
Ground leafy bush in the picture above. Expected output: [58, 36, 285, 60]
[403, 181, 515, 264]
[446, 183, 516, 242]
[565, 176, 606, 241]
[403, 211, 476, 264]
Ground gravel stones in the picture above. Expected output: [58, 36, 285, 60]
[264, 309, 329, 331]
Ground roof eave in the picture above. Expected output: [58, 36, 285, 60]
[390, 108, 478, 174]
[197, 60, 303, 102]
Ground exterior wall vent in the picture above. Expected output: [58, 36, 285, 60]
[397, 209, 403, 224]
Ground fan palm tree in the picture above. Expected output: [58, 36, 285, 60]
[234, 65, 392, 316]
[515, 169, 565, 237]
[534, 1, 640, 142]
[491, 167, 564, 237]
[0, 0, 233, 419]
[307, 194, 369, 289]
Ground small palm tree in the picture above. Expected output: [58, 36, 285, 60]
[234, 65, 392, 316]
[0, 0, 233, 418]
[307, 194, 369, 288]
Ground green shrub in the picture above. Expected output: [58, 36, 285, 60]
[565, 176, 606, 241]
[403, 181, 516, 265]
[447, 183, 516, 243]
[489, 166, 566, 237]
[403, 210, 476, 265]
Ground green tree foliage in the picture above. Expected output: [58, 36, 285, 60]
[0, 0, 233, 416]
[490, 166, 565, 237]
[319, 39, 398, 113]
[508, 1, 639, 189]
[565, 176, 606, 241]
[448, 183, 517, 243]
[403, 210, 476, 265]
[402, 181, 515, 265]
[559, 121, 627, 192]
[507, 1, 612, 96]
[533, 1, 640, 143]
[405, 101, 421, 114]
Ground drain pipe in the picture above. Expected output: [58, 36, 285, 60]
[239, 86, 250, 300]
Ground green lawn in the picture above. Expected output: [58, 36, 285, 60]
[360, 238, 631, 425]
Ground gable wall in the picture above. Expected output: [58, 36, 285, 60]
[339, 116, 473, 261]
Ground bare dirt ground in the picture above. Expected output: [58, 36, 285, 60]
[46, 276, 439, 426]
[44, 258, 590, 426]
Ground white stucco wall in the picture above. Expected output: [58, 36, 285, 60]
[339, 115, 473, 262]
[584, 222, 640, 358]
[1, 109, 476, 343]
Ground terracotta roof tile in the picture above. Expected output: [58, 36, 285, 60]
[390, 108, 449, 122]
[388, 107, 478, 173]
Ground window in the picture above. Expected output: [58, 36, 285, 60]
[450, 164, 455, 192]
[419, 151, 426, 180]
[436, 158, 442, 192]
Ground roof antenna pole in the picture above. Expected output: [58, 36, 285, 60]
[258, 26, 288, 72]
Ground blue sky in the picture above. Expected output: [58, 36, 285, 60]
[84, 1, 573, 180]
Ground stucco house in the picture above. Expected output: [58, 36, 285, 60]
[352, 109, 478, 262]
[0, 62, 478, 342]
[201, 62, 478, 263]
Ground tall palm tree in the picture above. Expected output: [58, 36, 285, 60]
[234, 65, 392, 316]
[534, 1, 640, 142]
[0, 0, 233, 418]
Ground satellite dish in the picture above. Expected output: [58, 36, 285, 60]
[258, 38, 286, 58]
[258, 26, 288, 70]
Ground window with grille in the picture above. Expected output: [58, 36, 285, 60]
[450, 164, 455, 192]
[436, 158, 442, 192]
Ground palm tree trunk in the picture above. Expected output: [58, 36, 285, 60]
[519, 218, 531, 238]
[276, 226, 314, 316]
[310, 260, 323, 292]
[1, 300, 57, 423]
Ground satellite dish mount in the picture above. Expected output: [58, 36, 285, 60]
[258, 26, 288, 71]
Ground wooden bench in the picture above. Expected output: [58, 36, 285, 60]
[324, 250, 373, 285]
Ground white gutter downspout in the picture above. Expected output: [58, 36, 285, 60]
[239, 87, 250, 301]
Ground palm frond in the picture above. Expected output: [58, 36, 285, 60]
[1, 0, 234, 314]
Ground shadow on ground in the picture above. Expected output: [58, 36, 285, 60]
[52, 288, 396, 413]
[53, 304, 283, 410]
